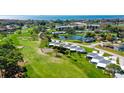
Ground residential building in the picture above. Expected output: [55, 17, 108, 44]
[97, 59, 111, 68]
[90, 56, 104, 64]
[86, 53, 98, 59]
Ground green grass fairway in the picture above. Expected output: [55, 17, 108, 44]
[19, 40, 88, 77]
[17, 35, 110, 78]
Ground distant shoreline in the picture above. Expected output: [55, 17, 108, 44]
[0, 15, 124, 20]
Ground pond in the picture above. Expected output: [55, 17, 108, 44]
[59, 35, 84, 40]
[59, 35, 96, 43]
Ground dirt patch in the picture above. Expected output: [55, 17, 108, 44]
[37, 48, 62, 63]
[37, 48, 54, 56]
[41, 48, 54, 53]
[37, 48, 47, 56]
[50, 57, 62, 63]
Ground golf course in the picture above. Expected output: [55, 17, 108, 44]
[13, 29, 110, 78]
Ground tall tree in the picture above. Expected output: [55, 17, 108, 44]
[0, 40, 23, 78]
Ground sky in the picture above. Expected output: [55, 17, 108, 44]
[0, 0, 123, 15]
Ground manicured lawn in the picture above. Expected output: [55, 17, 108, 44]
[19, 39, 88, 77]
[17, 35, 110, 78]
[67, 52, 110, 78]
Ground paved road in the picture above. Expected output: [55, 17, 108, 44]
[65, 41, 124, 70]
[52, 39, 124, 69]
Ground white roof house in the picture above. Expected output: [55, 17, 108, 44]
[69, 45, 78, 51]
[55, 40, 61, 43]
[54, 42, 61, 47]
[49, 40, 61, 47]
[63, 44, 71, 49]
[76, 47, 86, 53]
[90, 56, 104, 64]
[97, 63, 107, 68]
[51, 39, 56, 42]
[59, 43, 66, 47]
[86, 53, 99, 59]
[48, 40, 87, 54]
[97, 59, 111, 68]
[49, 42, 55, 46]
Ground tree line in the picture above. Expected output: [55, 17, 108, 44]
[0, 38, 25, 78]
